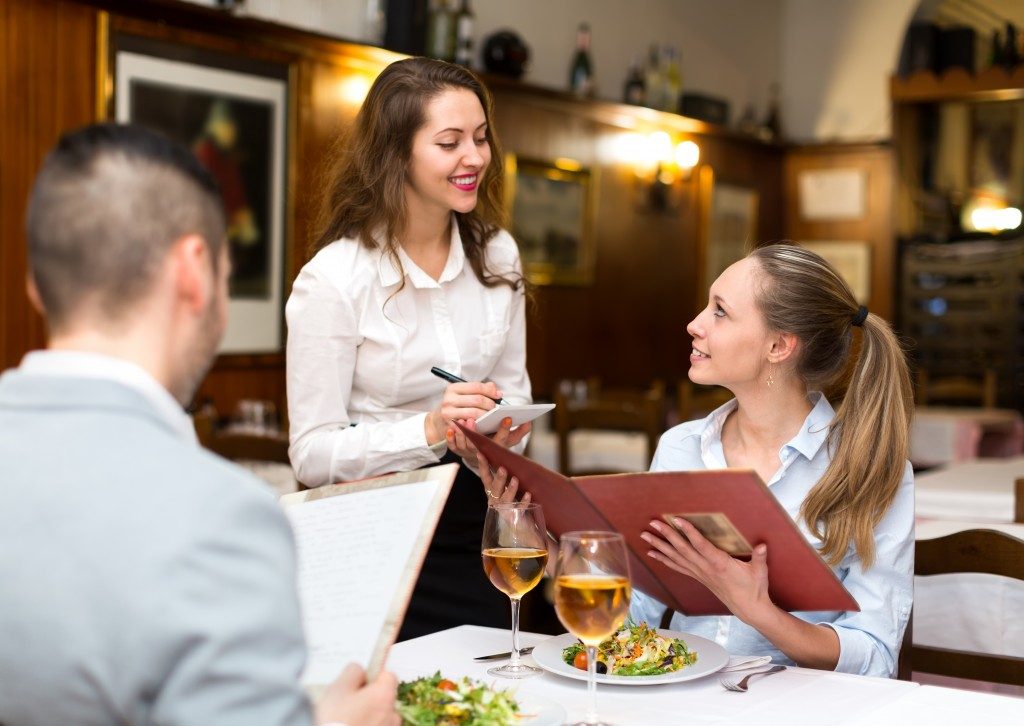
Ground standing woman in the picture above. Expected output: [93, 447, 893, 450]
[286, 58, 532, 639]
[632, 243, 915, 677]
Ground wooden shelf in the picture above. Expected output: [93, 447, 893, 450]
[481, 72, 781, 146]
[891, 66, 1024, 103]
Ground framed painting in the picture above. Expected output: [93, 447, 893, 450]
[697, 168, 758, 305]
[505, 155, 597, 286]
[108, 33, 290, 354]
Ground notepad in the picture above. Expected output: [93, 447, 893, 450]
[473, 403, 556, 434]
[280, 464, 457, 684]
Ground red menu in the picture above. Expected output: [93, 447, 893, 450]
[460, 425, 858, 616]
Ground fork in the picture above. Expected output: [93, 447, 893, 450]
[720, 664, 786, 692]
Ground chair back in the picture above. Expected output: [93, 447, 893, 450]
[1016, 477, 1024, 524]
[554, 380, 664, 476]
[677, 379, 733, 423]
[912, 529, 1024, 685]
[916, 368, 997, 408]
[191, 404, 292, 465]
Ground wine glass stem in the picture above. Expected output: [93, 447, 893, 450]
[585, 644, 599, 723]
[509, 596, 522, 668]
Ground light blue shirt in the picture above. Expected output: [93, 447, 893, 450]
[629, 393, 913, 677]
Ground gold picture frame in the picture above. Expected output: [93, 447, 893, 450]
[505, 155, 597, 286]
[696, 166, 758, 306]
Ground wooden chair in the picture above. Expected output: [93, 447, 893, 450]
[554, 380, 665, 476]
[192, 402, 290, 465]
[677, 379, 733, 423]
[911, 529, 1024, 685]
[916, 368, 997, 408]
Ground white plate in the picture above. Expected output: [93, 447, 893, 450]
[517, 693, 567, 725]
[531, 629, 729, 686]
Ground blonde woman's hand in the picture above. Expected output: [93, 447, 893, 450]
[640, 517, 773, 624]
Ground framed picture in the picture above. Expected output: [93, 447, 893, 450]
[801, 240, 872, 304]
[109, 34, 290, 354]
[970, 101, 1022, 201]
[697, 168, 758, 304]
[505, 155, 597, 286]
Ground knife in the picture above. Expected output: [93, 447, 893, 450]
[473, 646, 535, 662]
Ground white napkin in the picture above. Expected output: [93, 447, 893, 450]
[721, 655, 773, 672]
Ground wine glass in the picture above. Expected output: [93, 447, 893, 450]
[553, 531, 631, 726]
[481, 501, 549, 678]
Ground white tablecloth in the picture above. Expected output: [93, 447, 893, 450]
[386, 626, 1024, 724]
[914, 456, 1024, 522]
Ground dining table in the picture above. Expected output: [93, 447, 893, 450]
[910, 406, 1024, 468]
[386, 625, 1024, 724]
[914, 455, 1024, 522]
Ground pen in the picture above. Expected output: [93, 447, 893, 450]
[430, 366, 507, 405]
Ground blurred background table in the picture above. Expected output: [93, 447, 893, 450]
[910, 407, 1024, 469]
[914, 456, 1024, 522]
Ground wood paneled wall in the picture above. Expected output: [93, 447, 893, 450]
[783, 144, 895, 322]
[490, 86, 785, 396]
[1, 0, 98, 370]
[2, 0, 795, 413]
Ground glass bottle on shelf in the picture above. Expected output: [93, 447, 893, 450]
[661, 45, 682, 113]
[454, 0, 474, 68]
[622, 56, 645, 105]
[1004, 23, 1020, 70]
[426, 0, 455, 63]
[644, 44, 663, 110]
[760, 82, 782, 142]
[569, 23, 595, 98]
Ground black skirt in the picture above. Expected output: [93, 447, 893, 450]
[397, 452, 510, 641]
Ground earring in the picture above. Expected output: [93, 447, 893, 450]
[766, 363, 774, 388]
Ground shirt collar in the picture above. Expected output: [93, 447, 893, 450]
[375, 215, 466, 289]
[19, 350, 198, 445]
[699, 391, 834, 467]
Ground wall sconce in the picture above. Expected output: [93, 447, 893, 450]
[338, 74, 373, 106]
[612, 131, 700, 212]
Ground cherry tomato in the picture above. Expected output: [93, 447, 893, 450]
[572, 651, 588, 670]
[437, 679, 457, 691]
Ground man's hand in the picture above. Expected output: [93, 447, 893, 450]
[315, 663, 400, 726]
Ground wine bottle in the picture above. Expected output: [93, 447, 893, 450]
[454, 0, 474, 68]
[662, 45, 682, 113]
[569, 23, 594, 98]
[644, 44, 662, 110]
[761, 82, 782, 142]
[622, 56, 645, 105]
[426, 0, 455, 63]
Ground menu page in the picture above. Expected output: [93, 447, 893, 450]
[281, 465, 456, 684]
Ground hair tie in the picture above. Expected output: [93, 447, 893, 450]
[851, 305, 868, 327]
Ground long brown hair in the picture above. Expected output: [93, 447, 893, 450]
[750, 243, 913, 567]
[312, 57, 522, 291]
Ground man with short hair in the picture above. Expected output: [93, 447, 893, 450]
[0, 123, 398, 726]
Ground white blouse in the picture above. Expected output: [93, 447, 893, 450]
[285, 221, 531, 486]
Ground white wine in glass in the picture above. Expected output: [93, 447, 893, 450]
[554, 531, 631, 726]
[481, 502, 548, 678]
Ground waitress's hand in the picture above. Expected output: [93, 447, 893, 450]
[475, 452, 530, 504]
[446, 416, 532, 471]
[424, 381, 504, 445]
[641, 518, 773, 625]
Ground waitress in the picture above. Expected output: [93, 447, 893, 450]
[285, 57, 532, 640]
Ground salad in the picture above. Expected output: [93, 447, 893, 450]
[397, 672, 521, 725]
[561, 621, 698, 676]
